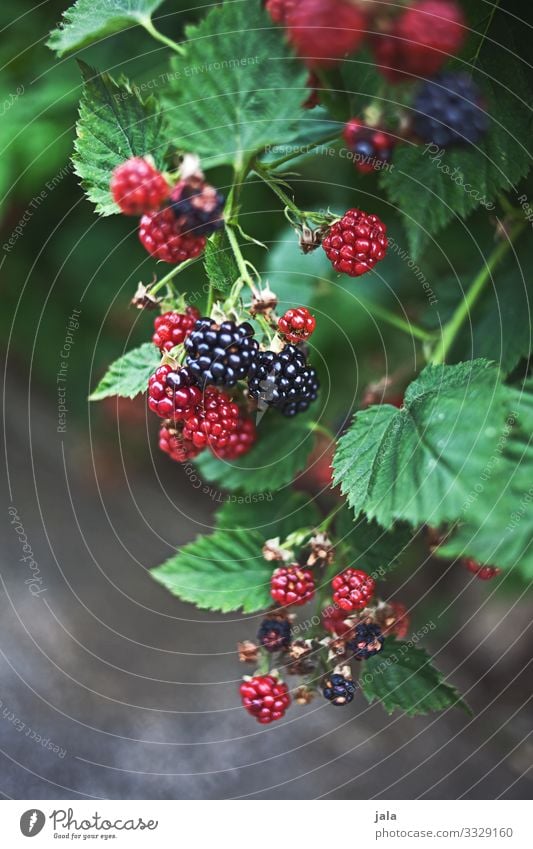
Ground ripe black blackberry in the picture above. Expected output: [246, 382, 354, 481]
[412, 73, 489, 147]
[257, 618, 291, 652]
[248, 344, 319, 417]
[322, 673, 357, 706]
[184, 318, 259, 388]
[347, 622, 384, 659]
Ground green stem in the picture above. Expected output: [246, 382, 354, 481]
[141, 17, 185, 54]
[308, 421, 336, 442]
[150, 257, 199, 297]
[356, 296, 435, 343]
[226, 225, 257, 292]
[430, 221, 525, 366]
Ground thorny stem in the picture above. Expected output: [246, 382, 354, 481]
[429, 220, 526, 366]
[265, 132, 341, 171]
[141, 17, 186, 54]
[355, 295, 435, 343]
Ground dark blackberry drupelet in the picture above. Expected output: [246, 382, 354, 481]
[257, 618, 292, 652]
[412, 72, 489, 147]
[248, 344, 319, 417]
[347, 622, 384, 659]
[170, 177, 225, 237]
[322, 673, 357, 706]
[184, 318, 259, 388]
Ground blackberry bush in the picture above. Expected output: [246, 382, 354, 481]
[66, 0, 529, 730]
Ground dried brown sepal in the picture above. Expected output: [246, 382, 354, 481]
[306, 532, 335, 568]
[237, 641, 259, 664]
[131, 281, 162, 310]
[294, 685, 315, 705]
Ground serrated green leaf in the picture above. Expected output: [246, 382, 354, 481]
[333, 360, 513, 529]
[203, 231, 239, 295]
[74, 62, 166, 215]
[335, 505, 412, 579]
[382, 18, 532, 259]
[48, 0, 164, 57]
[195, 410, 316, 493]
[90, 342, 160, 400]
[162, 1, 308, 170]
[360, 639, 469, 716]
[216, 490, 321, 540]
[437, 381, 533, 578]
[151, 528, 271, 613]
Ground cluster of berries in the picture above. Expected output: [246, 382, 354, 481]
[148, 305, 319, 464]
[110, 157, 225, 265]
[238, 532, 409, 722]
[266, 2, 485, 169]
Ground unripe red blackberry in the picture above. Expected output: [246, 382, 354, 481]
[331, 568, 375, 612]
[343, 118, 395, 173]
[139, 207, 206, 264]
[152, 307, 200, 352]
[278, 307, 316, 344]
[148, 365, 202, 419]
[158, 420, 203, 462]
[271, 565, 315, 607]
[240, 674, 291, 723]
[321, 604, 354, 637]
[182, 386, 239, 449]
[211, 414, 257, 460]
[286, 0, 367, 68]
[372, 0, 466, 82]
[322, 209, 387, 277]
[185, 318, 259, 388]
[381, 601, 410, 639]
[170, 176, 225, 237]
[110, 157, 169, 215]
[464, 558, 501, 581]
[265, 0, 296, 25]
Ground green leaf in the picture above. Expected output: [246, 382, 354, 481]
[335, 506, 412, 580]
[437, 381, 533, 578]
[360, 639, 469, 716]
[89, 342, 160, 400]
[195, 410, 316, 493]
[383, 19, 532, 259]
[203, 231, 239, 295]
[162, 1, 308, 170]
[333, 360, 512, 529]
[48, 0, 164, 57]
[151, 528, 271, 613]
[216, 491, 321, 541]
[74, 62, 166, 215]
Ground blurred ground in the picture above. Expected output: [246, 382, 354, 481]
[2, 368, 532, 800]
